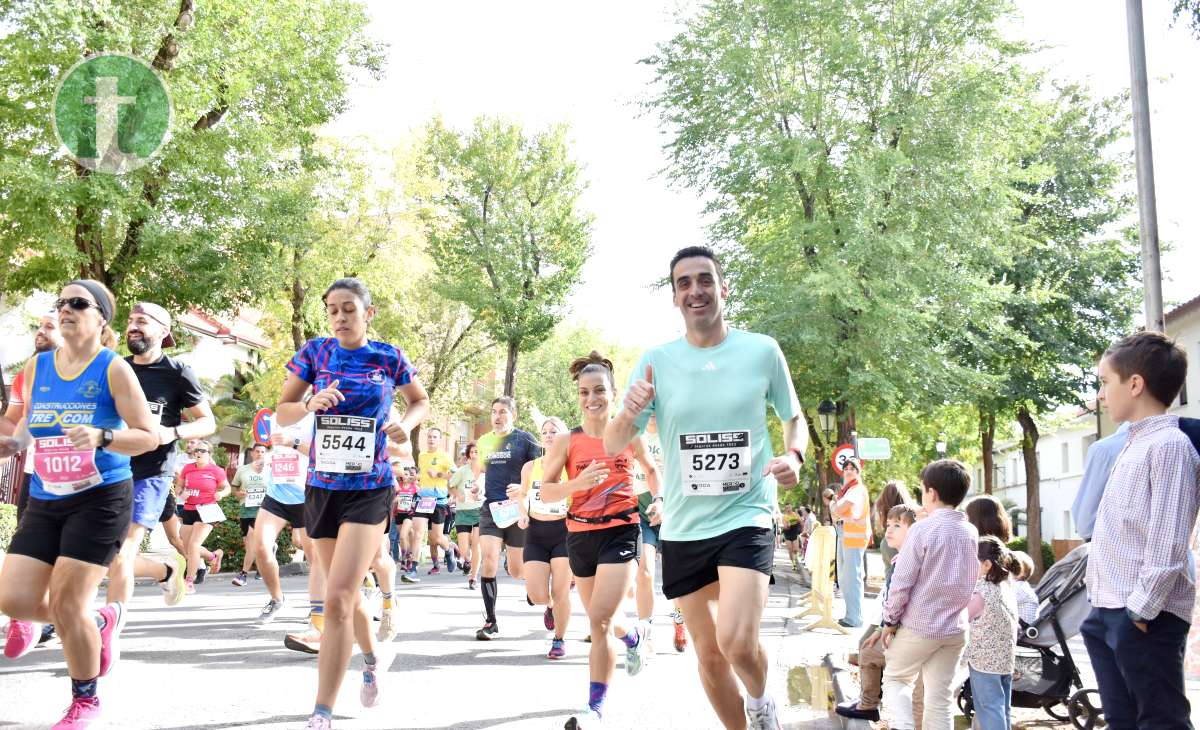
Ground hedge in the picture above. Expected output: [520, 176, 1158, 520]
[0, 503, 16, 553]
[1007, 536, 1056, 573]
[204, 495, 295, 571]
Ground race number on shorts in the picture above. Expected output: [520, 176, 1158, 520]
[32, 436, 102, 496]
[244, 484, 266, 508]
[488, 499, 521, 528]
[314, 415, 375, 474]
[196, 502, 226, 523]
[528, 481, 566, 516]
[679, 430, 752, 496]
[415, 496, 437, 514]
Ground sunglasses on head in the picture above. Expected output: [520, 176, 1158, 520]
[54, 297, 101, 312]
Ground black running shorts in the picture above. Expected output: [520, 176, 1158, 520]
[523, 517, 568, 563]
[8, 481, 133, 567]
[260, 495, 305, 529]
[660, 526, 774, 600]
[478, 500, 526, 548]
[158, 490, 178, 524]
[304, 485, 391, 540]
[567, 522, 641, 578]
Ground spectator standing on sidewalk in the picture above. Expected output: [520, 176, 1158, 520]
[1083, 331, 1199, 728]
[833, 458, 870, 628]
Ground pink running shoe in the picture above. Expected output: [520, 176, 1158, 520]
[4, 619, 41, 659]
[97, 602, 125, 677]
[544, 606, 555, 631]
[361, 666, 380, 708]
[208, 548, 224, 575]
[52, 696, 102, 728]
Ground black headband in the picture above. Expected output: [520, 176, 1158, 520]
[66, 280, 113, 324]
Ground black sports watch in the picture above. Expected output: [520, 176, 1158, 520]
[99, 428, 114, 448]
[788, 447, 806, 465]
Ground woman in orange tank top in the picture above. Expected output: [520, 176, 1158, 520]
[540, 352, 661, 728]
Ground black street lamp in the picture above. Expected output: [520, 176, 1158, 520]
[817, 399, 836, 443]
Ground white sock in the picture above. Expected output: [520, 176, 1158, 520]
[745, 694, 770, 711]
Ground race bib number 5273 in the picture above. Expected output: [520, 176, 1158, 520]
[679, 430, 752, 497]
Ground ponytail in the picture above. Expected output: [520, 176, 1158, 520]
[569, 350, 615, 388]
[978, 535, 1015, 584]
[100, 325, 118, 350]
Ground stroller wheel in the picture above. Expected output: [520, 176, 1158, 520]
[1045, 702, 1071, 722]
[1068, 689, 1102, 730]
[956, 683, 973, 719]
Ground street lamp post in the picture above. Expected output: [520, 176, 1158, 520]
[935, 432, 947, 458]
[817, 399, 836, 443]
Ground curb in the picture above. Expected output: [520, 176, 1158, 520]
[826, 652, 873, 730]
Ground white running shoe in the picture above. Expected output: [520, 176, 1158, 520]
[303, 714, 331, 730]
[377, 607, 397, 642]
[161, 553, 187, 606]
[745, 694, 782, 730]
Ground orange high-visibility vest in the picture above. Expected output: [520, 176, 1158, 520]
[835, 482, 870, 549]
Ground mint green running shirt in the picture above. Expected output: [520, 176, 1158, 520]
[622, 329, 800, 542]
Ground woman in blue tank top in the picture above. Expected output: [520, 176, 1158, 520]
[0, 279, 158, 728]
[275, 278, 428, 730]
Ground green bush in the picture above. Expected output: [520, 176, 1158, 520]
[203, 495, 295, 571]
[1007, 536, 1056, 573]
[0, 503, 16, 552]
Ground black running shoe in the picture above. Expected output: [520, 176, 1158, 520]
[475, 621, 498, 641]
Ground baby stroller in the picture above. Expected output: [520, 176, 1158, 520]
[958, 543, 1103, 729]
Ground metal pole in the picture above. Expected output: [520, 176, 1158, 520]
[1125, 0, 1165, 332]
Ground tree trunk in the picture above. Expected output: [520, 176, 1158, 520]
[980, 409, 995, 494]
[1016, 406, 1043, 578]
[835, 400, 857, 445]
[503, 339, 519, 397]
[289, 247, 306, 351]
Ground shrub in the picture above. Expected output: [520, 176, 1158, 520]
[1007, 536, 1056, 574]
[204, 495, 295, 570]
[0, 503, 16, 552]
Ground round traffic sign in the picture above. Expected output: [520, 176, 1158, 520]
[252, 408, 273, 446]
[831, 444, 856, 476]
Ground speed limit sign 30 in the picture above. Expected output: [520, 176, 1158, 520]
[831, 444, 857, 476]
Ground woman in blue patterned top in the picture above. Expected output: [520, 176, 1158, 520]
[276, 278, 429, 730]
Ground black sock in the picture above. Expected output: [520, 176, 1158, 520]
[159, 562, 174, 583]
[481, 577, 497, 624]
[72, 677, 98, 699]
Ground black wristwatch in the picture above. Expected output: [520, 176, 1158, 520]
[99, 428, 114, 448]
[788, 447, 806, 465]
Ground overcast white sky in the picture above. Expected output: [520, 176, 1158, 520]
[326, 1, 1199, 347]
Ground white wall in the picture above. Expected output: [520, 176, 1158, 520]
[972, 420, 1095, 542]
[1168, 307, 1200, 421]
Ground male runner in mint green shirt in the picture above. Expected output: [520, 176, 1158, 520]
[605, 245, 806, 730]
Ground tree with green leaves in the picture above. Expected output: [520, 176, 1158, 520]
[970, 83, 1140, 574]
[1174, 0, 1200, 36]
[511, 321, 640, 432]
[418, 117, 592, 396]
[643, 0, 1031, 483]
[0, 0, 383, 314]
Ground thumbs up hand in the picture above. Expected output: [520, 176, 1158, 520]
[624, 364, 656, 418]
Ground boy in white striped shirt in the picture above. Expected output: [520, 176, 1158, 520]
[1083, 331, 1199, 729]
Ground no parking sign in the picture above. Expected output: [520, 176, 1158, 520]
[252, 408, 273, 446]
[831, 444, 856, 476]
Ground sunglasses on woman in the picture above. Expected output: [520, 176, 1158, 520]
[192, 449, 211, 454]
[54, 297, 101, 312]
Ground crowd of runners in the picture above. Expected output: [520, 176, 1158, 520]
[0, 245, 805, 730]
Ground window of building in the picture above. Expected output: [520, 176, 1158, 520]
[1063, 510, 1072, 537]
[1061, 442, 1070, 474]
[1181, 381, 1189, 407]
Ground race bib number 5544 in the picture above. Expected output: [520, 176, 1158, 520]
[314, 415, 375, 474]
[679, 430, 751, 497]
